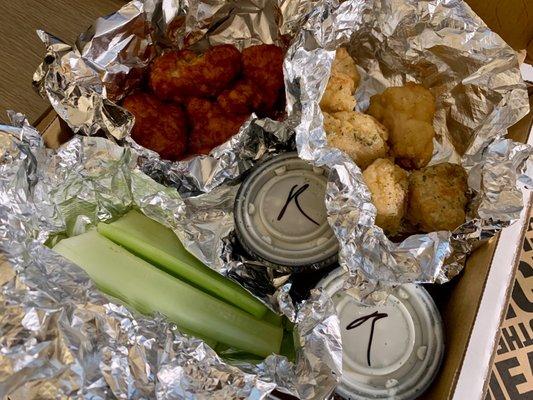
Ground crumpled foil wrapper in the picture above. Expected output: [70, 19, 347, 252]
[283, 0, 532, 286]
[33, 0, 299, 196]
[32, 0, 531, 288]
[0, 116, 341, 399]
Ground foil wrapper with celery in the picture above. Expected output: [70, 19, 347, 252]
[0, 0, 531, 398]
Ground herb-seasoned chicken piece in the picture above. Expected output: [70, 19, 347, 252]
[407, 162, 468, 232]
[368, 83, 436, 169]
[324, 111, 389, 169]
[320, 47, 360, 113]
[363, 158, 409, 235]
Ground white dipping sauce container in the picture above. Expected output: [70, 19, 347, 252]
[318, 268, 444, 399]
[234, 153, 338, 271]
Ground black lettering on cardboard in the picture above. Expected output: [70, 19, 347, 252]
[527, 351, 533, 378]
[518, 260, 532, 278]
[497, 334, 509, 355]
[522, 236, 532, 252]
[502, 326, 524, 351]
[488, 371, 506, 400]
[506, 303, 516, 320]
[512, 280, 533, 313]
[518, 322, 533, 347]
[495, 357, 528, 399]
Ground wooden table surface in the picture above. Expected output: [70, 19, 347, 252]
[0, 0, 124, 125]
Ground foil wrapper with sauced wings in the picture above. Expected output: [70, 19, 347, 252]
[0, 118, 341, 399]
[33, 0, 307, 196]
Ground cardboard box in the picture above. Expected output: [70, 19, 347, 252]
[485, 213, 533, 399]
[31, 2, 533, 398]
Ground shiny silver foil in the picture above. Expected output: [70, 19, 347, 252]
[33, 0, 297, 196]
[0, 117, 341, 399]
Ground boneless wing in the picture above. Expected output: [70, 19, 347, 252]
[332, 47, 360, 86]
[217, 79, 260, 115]
[186, 98, 248, 155]
[123, 92, 188, 161]
[362, 158, 408, 235]
[241, 44, 285, 114]
[368, 83, 436, 169]
[407, 162, 468, 232]
[149, 45, 242, 102]
[324, 111, 389, 169]
[320, 47, 359, 113]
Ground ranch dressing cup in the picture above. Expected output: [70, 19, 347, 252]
[318, 268, 444, 399]
[234, 153, 338, 271]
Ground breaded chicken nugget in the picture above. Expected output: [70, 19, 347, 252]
[320, 74, 356, 113]
[368, 83, 436, 169]
[324, 111, 389, 169]
[363, 158, 409, 235]
[123, 92, 188, 161]
[242, 44, 284, 89]
[186, 98, 248, 155]
[217, 78, 281, 117]
[320, 47, 359, 113]
[407, 163, 468, 232]
[217, 79, 258, 115]
[389, 117, 434, 170]
[332, 47, 360, 87]
[242, 44, 285, 114]
[149, 45, 242, 102]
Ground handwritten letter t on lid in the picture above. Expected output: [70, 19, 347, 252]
[234, 153, 338, 271]
[318, 268, 445, 400]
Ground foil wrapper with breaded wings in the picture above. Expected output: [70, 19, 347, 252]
[321, 48, 468, 238]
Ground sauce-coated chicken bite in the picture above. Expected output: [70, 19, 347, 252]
[363, 158, 409, 235]
[186, 98, 248, 155]
[123, 92, 188, 161]
[241, 44, 285, 115]
[149, 45, 242, 102]
[407, 163, 468, 232]
[324, 111, 389, 169]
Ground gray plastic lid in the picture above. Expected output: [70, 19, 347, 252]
[234, 153, 338, 270]
[318, 268, 444, 400]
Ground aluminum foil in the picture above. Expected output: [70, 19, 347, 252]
[33, 0, 297, 196]
[0, 117, 341, 399]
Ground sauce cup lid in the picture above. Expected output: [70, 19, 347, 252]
[317, 268, 444, 399]
[234, 153, 338, 270]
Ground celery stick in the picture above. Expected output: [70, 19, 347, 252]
[262, 310, 283, 326]
[97, 211, 268, 318]
[54, 231, 282, 357]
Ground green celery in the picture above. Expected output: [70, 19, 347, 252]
[262, 310, 283, 326]
[54, 231, 282, 358]
[97, 211, 268, 318]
